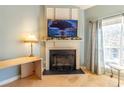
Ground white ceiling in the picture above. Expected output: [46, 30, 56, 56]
[76, 5, 95, 10]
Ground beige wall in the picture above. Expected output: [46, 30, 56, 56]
[0, 5, 42, 81]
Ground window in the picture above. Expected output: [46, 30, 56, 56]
[102, 15, 123, 66]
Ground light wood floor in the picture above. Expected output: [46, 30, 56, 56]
[2, 70, 124, 87]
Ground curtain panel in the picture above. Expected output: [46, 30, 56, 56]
[87, 20, 105, 74]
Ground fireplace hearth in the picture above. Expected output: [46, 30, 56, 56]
[50, 50, 76, 72]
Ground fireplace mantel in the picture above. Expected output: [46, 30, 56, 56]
[44, 39, 82, 70]
[41, 39, 83, 42]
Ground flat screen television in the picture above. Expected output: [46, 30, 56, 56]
[48, 19, 78, 38]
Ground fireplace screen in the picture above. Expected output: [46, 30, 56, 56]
[50, 50, 76, 72]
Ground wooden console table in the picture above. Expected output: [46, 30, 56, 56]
[0, 57, 42, 79]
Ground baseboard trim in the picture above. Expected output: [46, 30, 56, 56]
[0, 75, 20, 86]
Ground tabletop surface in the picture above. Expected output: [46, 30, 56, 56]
[0, 57, 41, 69]
[107, 63, 124, 70]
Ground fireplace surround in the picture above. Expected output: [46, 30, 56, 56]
[45, 40, 81, 70]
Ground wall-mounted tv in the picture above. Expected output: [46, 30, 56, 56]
[48, 19, 78, 38]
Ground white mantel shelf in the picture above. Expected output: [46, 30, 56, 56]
[41, 39, 83, 42]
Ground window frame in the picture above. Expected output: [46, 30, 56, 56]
[102, 14, 124, 65]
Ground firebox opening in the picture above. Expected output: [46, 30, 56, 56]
[50, 50, 76, 72]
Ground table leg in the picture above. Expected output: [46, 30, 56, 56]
[21, 62, 34, 78]
[110, 67, 113, 78]
[118, 70, 120, 87]
[34, 60, 42, 80]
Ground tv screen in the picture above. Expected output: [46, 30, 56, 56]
[48, 19, 78, 38]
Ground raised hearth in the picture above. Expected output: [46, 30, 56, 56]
[43, 69, 84, 75]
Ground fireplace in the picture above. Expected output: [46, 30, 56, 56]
[50, 50, 76, 72]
